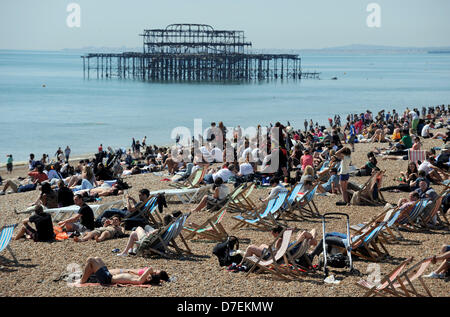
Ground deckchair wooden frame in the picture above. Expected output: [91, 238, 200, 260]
[231, 190, 289, 231]
[245, 228, 294, 280]
[139, 213, 192, 259]
[295, 185, 321, 218]
[169, 167, 205, 189]
[389, 257, 433, 297]
[226, 183, 257, 214]
[183, 207, 228, 241]
[356, 257, 414, 297]
[350, 171, 387, 206]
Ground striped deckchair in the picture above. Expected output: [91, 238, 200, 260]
[0, 224, 18, 264]
[283, 236, 316, 275]
[394, 199, 431, 232]
[295, 185, 320, 218]
[169, 167, 205, 189]
[348, 222, 391, 262]
[245, 228, 294, 280]
[389, 257, 434, 297]
[139, 213, 192, 259]
[415, 196, 444, 230]
[183, 207, 228, 241]
[138, 196, 164, 228]
[356, 257, 414, 296]
[232, 189, 289, 230]
[408, 150, 426, 164]
[226, 183, 257, 214]
[280, 183, 305, 220]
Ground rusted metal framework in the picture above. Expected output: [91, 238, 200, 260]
[82, 24, 319, 81]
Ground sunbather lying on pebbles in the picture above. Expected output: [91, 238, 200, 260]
[70, 257, 169, 286]
[74, 216, 124, 243]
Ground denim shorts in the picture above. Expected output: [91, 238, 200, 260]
[339, 174, 350, 181]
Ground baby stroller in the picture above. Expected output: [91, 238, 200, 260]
[320, 213, 359, 277]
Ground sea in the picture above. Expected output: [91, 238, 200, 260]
[1, 49, 450, 164]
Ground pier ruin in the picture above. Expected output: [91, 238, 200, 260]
[82, 24, 319, 81]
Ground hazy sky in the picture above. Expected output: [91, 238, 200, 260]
[1, 0, 450, 50]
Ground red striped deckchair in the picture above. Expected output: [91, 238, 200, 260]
[408, 150, 426, 164]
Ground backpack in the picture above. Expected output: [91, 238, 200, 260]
[212, 236, 242, 267]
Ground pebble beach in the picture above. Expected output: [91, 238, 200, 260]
[0, 133, 449, 298]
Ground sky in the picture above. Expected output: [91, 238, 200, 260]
[1, 0, 450, 50]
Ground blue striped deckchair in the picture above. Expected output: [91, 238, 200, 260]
[138, 196, 163, 227]
[395, 199, 431, 231]
[0, 224, 18, 264]
[141, 213, 192, 258]
[280, 183, 304, 220]
[296, 185, 320, 218]
[337, 221, 390, 262]
[232, 190, 289, 230]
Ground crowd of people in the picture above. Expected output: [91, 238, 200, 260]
[2, 103, 449, 288]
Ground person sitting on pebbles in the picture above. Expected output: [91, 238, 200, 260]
[74, 216, 124, 243]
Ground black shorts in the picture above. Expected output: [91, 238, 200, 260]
[24, 223, 38, 242]
[6, 163, 12, 172]
[94, 266, 112, 285]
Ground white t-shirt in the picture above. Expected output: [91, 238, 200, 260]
[241, 147, 252, 160]
[200, 146, 214, 163]
[213, 168, 234, 183]
[339, 155, 351, 175]
[418, 160, 433, 174]
[421, 124, 431, 137]
[410, 111, 419, 121]
[239, 163, 254, 176]
[216, 184, 230, 200]
[211, 147, 223, 163]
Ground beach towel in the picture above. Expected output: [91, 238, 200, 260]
[72, 283, 154, 288]
[53, 226, 69, 241]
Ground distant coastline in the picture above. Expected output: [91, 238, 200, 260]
[428, 50, 450, 54]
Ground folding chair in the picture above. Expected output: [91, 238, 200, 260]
[183, 207, 228, 241]
[232, 189, 289, 231]
[137, 213, 192, 259]
[244, 228, 294, 280]
[169, 167, 205, 189]
[295, 185, 320, 218]
[0, 224, 18, 264]
[350, 171, 386, 206]
[226, 183, 257, 214]
[356, 257, 414, 296]
[408, 150, 426, 165]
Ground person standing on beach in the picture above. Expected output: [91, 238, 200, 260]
[6, 154, 13, 174]
[335, 147, 352, 205]
[65, 146, 71, 163]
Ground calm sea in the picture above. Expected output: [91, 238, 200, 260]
[1, 50, 450, 163]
